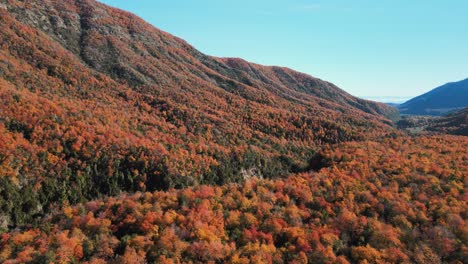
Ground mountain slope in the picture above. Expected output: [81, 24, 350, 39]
[0, 1, 466, 263]
[2, 0, 397, 119]
[398, 78, 468, 115]
[1, 135, 466, 263]
[0, 0, 399, 227]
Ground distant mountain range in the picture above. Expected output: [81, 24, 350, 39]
[398, 78, 468, 116]
[362, 96, 412, 104]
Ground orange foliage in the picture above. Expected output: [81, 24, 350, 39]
[0, 1, 465, 263]
[1, 136, 466, 263]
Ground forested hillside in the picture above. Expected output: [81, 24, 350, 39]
[0, 1, 466, 263]
[0, 0, 397, 227]
[426, 108, 468, 136]
[397, 108, 468, 136]
[1, 136, 466, 263]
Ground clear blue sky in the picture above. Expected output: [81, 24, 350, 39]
[98, 0, 468, 100]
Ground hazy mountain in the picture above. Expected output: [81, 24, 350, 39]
[398, 78, 468, 115]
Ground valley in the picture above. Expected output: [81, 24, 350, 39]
[0, 0, 466, 263]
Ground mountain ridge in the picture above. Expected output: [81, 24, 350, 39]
[0, 0, 399, 227]
[2, 0, 397, 119]
[0, 1, 466, 263]
[398, 78, 468, 115]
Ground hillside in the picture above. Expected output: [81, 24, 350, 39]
[398, 78, 468, 115]
[2, 0, 397, 119]
[426, 107, 468, 136]
[1, 135, 466, 263]
[396, 108, 468, 136]
[0, 0, 397, 227]
[0, 1, 466, 263]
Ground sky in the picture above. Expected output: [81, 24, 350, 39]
[98, 0, 468, 102]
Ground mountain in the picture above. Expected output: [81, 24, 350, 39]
[398, 78, 468, 115]
[0, 1, 466, 263]
[1, 0, 397, 118]
[0, 0, 397, 227]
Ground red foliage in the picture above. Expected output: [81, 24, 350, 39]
[0, 136, 466, 263]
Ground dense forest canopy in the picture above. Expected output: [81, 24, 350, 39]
[0, 0, 398, 227]
[0, 0, 466, 263]
[1, 136, 466, 263]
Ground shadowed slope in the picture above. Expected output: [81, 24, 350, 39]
[398, 78, 468, 116]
